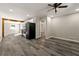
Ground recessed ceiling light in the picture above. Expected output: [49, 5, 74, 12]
[27, 14, 29, 17]
[75, 8, 79, 11]
[9, 9, 13, 12]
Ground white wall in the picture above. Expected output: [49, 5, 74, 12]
[51, 13, 79, 41]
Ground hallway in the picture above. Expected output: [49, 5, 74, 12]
[0, 34, 79, 56]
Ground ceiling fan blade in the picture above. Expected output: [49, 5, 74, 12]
[56, 3, 62, 7]
[54, 3, 58, 6]
[48, 4, 53, 7]
[48, 8, 54, 12]
[58, 5, 68, 8]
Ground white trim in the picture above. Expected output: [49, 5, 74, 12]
[46, 36, 53, 39]
[50, 36, 79, 43]
[36, 36, 41, 39]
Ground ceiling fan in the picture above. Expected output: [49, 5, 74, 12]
[48, 3, 68, 13]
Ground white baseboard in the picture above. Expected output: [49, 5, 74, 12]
[36, 36, 41, 39]
[50, 36, 79, 43]
[46, 36, 53, 39]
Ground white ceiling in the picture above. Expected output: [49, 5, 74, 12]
[0, 3, 79, 20]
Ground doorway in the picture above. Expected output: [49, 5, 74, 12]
[40, 20, 46, 38]
[2, 18, 24, 39]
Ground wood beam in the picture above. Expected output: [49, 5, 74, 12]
[2, 18, 4, 38]
[2, 18, 24, 22]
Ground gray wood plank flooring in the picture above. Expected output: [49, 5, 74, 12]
[0, 34, 79, 56]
